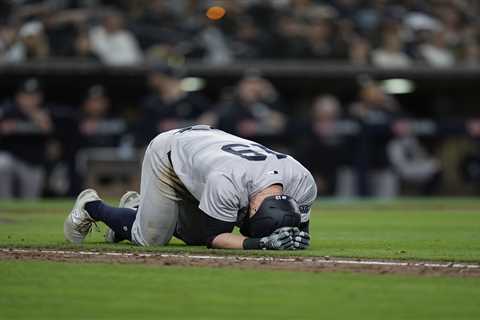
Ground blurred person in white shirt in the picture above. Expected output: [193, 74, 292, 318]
[89, 10, 142, 66]
[372, 29, 412, 68]
[1, 21, 49, 63]
[418, 30, 455, 67]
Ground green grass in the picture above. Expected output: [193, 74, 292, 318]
[1, 198, 479, 262]
[1, 199, 480, 320]
[1, 260, 480, 320]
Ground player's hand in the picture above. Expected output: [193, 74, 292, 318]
[259, 230, 294, 250]
[272, 227, 310, 250]
[292, 228, 310, 250]
[272, 226, 298, 236]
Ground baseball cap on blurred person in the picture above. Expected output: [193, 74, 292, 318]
[18, 78, 42, 94]
[404, 13, 442, 32]
[149, 63, 184, 78]
[18, 21, 44, 38]
[83, 85, 110, 118]
[86, 84, 107, 99]
[242, 68, 263, 80]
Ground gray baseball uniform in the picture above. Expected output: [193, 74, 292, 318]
[131, 126, 317, 246]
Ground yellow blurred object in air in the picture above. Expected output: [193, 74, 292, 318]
[206, 6, 226, 20]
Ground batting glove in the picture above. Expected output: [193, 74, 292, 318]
[292, 228, 310, 250]
[259, 230, 294, 250]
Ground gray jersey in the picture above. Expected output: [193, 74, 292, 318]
[169, 126, 317, 223]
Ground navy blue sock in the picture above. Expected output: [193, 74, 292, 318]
[85, 201, 136, 241]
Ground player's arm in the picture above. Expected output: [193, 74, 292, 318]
[210, 233, 246, 249]
[198, 214, 250, 249]
[200, 214, 295, 250]
[211, 232, 295, 250]
[199, 173, 295, 250]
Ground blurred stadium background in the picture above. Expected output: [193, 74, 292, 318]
[1, 0, 480, 200]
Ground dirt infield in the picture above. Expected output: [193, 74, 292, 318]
[1, 248, 479, 277]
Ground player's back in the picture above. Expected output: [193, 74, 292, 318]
[170, 126, 315, 208]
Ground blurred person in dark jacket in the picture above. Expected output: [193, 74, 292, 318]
[71, 30, 100, 62]
[231, 16, 272, 59]
[136, 64, 214, 146]
[129, 0, 182, 50]
[217, 73, 287, 144]
[78, 85, 126, 148]
[387, 119, 442, 195]
[0, 78, 53, 198]
[297, 95, 347, 196]
[349, 79, 401, 198]
[271, 13, 310, 59]
[305, 17, 335, 60]
[73, 85, 129, 192]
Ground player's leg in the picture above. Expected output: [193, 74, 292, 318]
[84, 198, 137, 241]
[175, 200, 217, 246]
[64, 130, 181, 245]
[92, 130, 183, 245]
[63, 188, 137, 244]
[174, 200, 203, 245]
[130, 135, 182, 246]
[130, 181, 179, 246]
[69, 148, 179, 245]
[105, 191, 140, 242]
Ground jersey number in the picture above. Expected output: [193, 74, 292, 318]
[221, 143, 287, 161]
[177, 125, 212, 134]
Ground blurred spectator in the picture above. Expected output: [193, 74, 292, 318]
[418, 30, 456, 67]
[218, 73, 286, 141]
[197, 22, 234, 65]
[271, 13, 310, 59]
[297, 95, 347, 196]
[78, 85, 126, 148]
[0, 78, 53, 198]
[333, 19, 358, 61]
[305, 17, 335, 60]
[1, 21, 49, 63]
[0, 24, 18, 63]
[372, 29, 412, 68]
[89, 11, 142, 65]
[349, 36, 370, 65]
[72, 85, 129, 191]
[461, 40, 480, 66]
[349, 79, 401, 198]
[42, 8, 91, 58]
[130, 0, 183, 50]
[72, 31, 100, 61]
[136, 64, 214, 145]
[388, 120, 442, 195]
[231, 16, 271, 60]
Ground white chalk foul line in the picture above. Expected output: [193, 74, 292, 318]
[1, 248, 479, 270]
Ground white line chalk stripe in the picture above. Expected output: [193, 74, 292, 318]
[2, 248, 479, 269]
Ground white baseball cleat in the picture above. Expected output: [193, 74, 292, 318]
[64, 189, 101, 244]
[105, 191, 140, 243]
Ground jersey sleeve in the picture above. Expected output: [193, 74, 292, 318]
[198, 172, 240, 223]
[298, 173, 317, 223]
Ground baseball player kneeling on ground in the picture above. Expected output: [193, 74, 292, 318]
[64, 126, 317, 250]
